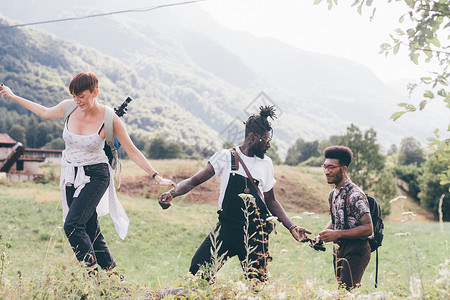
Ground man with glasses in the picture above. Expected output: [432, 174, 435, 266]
[158, 106, 310, 283]
[317, 146, 373, 290]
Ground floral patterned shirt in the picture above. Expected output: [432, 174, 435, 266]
[330, 179, 370, 230]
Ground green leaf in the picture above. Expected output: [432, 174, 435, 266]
[313, 0, 322, 5]
[393, 43, 400, 54]
[411, 53, 420, 64]
[399, 15, 405, 23]
[424, 91, 434, 99]
[420, 77, 433, 84]
[424, 47, 433, 59]
[395, 28, 405, 35]
[405, 0, 415, 8]
[429, 37, 441, 47]
[366, 0, 373, 6]
[390, 111, 406, 121]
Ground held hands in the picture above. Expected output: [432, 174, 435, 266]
[289, 226, 312, 242]
[154, 175, 176, 187]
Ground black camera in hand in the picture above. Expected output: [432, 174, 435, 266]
[302, 238, 326, 251]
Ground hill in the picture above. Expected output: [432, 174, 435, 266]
[0, 15, 222, 150]
[114, 159, 331, 214]
[1, 1, 447, 156]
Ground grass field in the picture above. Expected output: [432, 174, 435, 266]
[0, 161, 448, 299]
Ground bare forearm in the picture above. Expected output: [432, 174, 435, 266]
[9, 95, 50, 118]
[172, 165, 215, 198]
[128, 149, 157, 176]
[334, 223, 372, 239]
[267, 200, 295, 229]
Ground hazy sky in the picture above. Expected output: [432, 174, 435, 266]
[199, 0, 435, 84]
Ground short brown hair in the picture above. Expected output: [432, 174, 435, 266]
[323, 146, 353, 167]
[68, 72, 98, 95]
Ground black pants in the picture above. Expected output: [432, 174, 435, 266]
[64, 163, 116, 269]
[333, 239, 371, 290]
[189, 222, 271, 282]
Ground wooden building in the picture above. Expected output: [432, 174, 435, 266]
[0, 133, 62, 181]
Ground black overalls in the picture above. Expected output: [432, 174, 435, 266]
[189, 150, 273, 282]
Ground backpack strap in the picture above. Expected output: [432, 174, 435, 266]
[230, 148, 239, 171]
[375, 248, 379, 288]
[328, 191, 334, 225]
[63, 101, 78, 124]
[104, 106, 117, 170]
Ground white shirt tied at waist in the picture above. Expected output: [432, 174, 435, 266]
[60, 151, 129, 240]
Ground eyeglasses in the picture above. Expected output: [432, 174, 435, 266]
[322, 164, 341, 171]
[259, 137, 272, 144]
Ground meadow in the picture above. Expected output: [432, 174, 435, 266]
[0, 161, 448, 299]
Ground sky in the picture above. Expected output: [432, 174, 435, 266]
[198, 0, 436, 84]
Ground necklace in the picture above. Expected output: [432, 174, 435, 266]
[244, 178, 250, 194]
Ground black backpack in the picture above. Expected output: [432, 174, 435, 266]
[366, 194, 384, 252]
[366, 194, 383, 288]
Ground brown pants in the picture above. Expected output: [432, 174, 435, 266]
[333, 239, 371, 290]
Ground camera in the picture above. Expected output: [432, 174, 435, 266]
[302, 238, 326, 251]
[114, 96, 133, 117]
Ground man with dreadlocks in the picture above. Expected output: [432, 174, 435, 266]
[158, 106, 311, 282]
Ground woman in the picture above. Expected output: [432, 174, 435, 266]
[0, 72, 175, 278]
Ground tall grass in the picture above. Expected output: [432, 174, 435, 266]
[0, 181, 448, 298]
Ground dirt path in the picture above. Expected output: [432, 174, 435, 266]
[384, 190, 435, 223]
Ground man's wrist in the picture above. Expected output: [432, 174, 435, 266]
[288, 224, 297, 232]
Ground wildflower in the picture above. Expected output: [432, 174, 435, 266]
[389, 195, 406, 203]
[402, 211, 416, 217]
[234, 280, 248, 294]
[280, 249, 288, 254]
[394, 232, 411, 237]
[303, 212, 315, 216]
[266, 216, 278, 223]
[435, 259, 450, 296]
[291, 215, 302, 220]
[238, 193, 255, 203]
[409, 276, 422, 298]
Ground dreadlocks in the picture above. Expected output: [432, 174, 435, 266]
[245, 105, 277, 137]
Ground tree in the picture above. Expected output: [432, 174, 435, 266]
[337, 124, 396, 213]
[146, 135, 182, 159]
[8, 124, 26, 145]
[222, 140, 235, 149]
[393, 164, 422, 201]
[285, 138, 320, 166]
[266, 142, 282, 165]
[398, 136, 426, 166]
[418, 154, 450, 220]
[317, 0, 450, 190]
[338, 124, 385, 191]
[44, 138, 65, 150]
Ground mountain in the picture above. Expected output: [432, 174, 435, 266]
[1, 1, 445, 155]
[0, 15, 222, 150]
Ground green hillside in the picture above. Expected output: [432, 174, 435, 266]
[0, 16, 222, 150]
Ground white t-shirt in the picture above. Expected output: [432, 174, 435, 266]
[208, 147, 276, 207]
